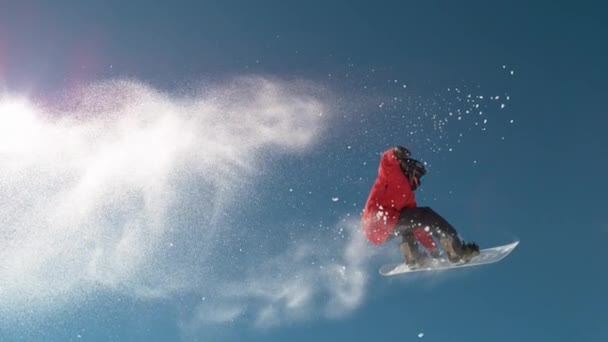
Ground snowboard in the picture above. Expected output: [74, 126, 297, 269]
[379, 241, 519, 276]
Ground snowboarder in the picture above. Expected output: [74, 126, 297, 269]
[362, 146, 479, 268]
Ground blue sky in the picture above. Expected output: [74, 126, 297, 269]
[0, 1, 606, 341]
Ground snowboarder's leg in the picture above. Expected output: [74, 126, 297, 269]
[439, 236, 463, 262]
[399, 207, 479, 263]
[399, 231, 424, 268]
[417, 207, 481, 262]
[393, 223, 426, 267]
[419, 208, 464, 262]
[396, 209, 438, 256]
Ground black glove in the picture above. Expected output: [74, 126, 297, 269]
[393, 146, 411, 161]
[464, 242, 480, 254]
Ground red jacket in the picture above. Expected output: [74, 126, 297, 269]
[362, 148, 435, 249]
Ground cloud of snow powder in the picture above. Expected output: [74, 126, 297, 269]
[0, 77, 372, 327]
[187, 219, 372, 329]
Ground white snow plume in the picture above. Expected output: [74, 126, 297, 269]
[0, 77, 334, 322]
[186, 219, 373, 329]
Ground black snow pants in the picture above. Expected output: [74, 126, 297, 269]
[392, 206, 464, 256]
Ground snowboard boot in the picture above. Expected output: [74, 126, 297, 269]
[400, 241, 424, 269]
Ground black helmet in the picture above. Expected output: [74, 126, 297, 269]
[393, 146, 411, 161]
[399, 157, 426, 190]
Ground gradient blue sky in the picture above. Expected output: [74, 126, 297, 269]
[0, 1, 606, 341]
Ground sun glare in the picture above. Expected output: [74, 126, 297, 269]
[0, 96, 44, 156]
